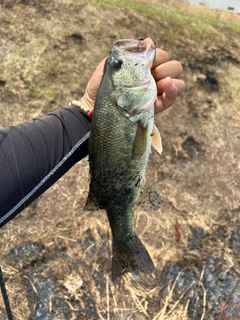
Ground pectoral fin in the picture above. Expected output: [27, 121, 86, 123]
[151, 124, 162, 154]
[137, 179, 161, 212]
[132, 121, 149, 159]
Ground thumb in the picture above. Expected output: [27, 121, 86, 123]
[80, 58, 106, 110]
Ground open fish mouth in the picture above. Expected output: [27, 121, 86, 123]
[107, 37, 157, 116]
[111, 38, 156, 67]
[112, 38, 156, 54]
[109, 38, 156, 88]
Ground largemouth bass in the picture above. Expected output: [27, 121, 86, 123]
[84, 38, 162, 280]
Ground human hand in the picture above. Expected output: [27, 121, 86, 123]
[77, 48, 185, 114]
[151, 48, 185, 114]
[78, 58, 106, 112]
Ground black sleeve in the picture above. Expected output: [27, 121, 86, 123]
[0, 106, 91, 229]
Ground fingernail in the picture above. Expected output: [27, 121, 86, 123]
[166, 76, 174, 89]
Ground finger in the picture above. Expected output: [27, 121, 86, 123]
[152, 60, 183, 81]
[154, 77, 185, 114]
[154, 93, 176, 114]
[152, 48, 169, 69]
[86, 58, 106, 101]
[157, 77, 185, 96]
[81, 58, 106, 109]
[161, 77, 177, 109]
[154, 97, 168, 114]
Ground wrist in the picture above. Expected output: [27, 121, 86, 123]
[69, 98, 93, 118]
[70, 99, 90, 112]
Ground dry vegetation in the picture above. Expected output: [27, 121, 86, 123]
[1, 0, 240, 319]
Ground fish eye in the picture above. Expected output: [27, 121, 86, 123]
[112, 59, 123, 70]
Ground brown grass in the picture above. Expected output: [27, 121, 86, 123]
[1, 0, 240, 319]
[139, 0, 240, 25]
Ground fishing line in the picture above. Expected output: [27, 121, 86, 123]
[0, 266, 13, 320]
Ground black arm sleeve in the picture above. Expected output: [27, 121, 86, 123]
[0, 106, 91, 228]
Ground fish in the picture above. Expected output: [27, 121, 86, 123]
[84, 38, 162, 280]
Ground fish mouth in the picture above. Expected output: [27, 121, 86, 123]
[110, 38, 157, 116]
[112, 38, 156, 65]
[112, 38, 155, 52]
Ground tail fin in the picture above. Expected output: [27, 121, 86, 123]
[112, 234, 155, 280]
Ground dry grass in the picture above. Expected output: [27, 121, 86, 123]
[1, 0, 240, 319]
[138, 0, 240, 26]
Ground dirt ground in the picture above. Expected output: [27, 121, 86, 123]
[1, 0, 240, 319]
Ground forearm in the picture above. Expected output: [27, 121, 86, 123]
[0, 106, 91, 228]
